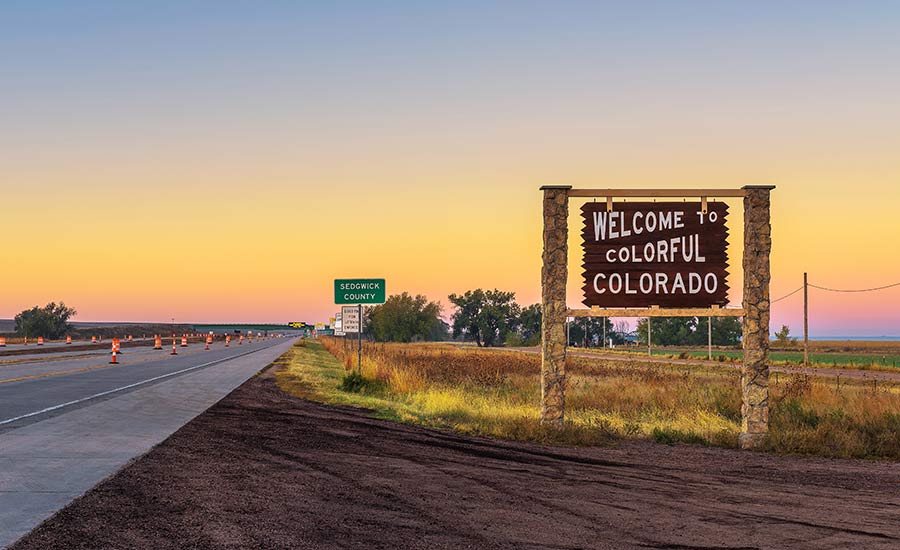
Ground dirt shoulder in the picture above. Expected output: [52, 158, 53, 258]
[12, 363, 900, 550]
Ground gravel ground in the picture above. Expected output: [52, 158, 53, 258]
[12, 366, 900, 550]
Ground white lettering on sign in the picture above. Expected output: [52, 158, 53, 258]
[339, 282, 381, 290]
[342, 293, 377, 301]
[601, 235, 708, 264]
[593, 209, 691, 242]
[582, 201, 729, 308]
[593, 271, 718, 296]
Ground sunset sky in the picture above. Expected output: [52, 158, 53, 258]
[2, 2, 899, 336]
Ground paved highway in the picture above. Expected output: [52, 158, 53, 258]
[0, 335, 300, 547]
[0, 336, 292, 429]
[0, 337, 153, 352]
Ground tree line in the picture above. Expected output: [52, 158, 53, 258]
[363, 289, 739, 347]
[362, 289, 543, 346]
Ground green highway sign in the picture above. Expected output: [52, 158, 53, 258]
[334, 278, 386, 304]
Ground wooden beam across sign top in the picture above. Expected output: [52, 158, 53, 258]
[568, 306, 744, 318]
[567, 188, 746, 198]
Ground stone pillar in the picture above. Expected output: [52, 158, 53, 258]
[739, 185, 776, 449]
[539, 185, 571, 425]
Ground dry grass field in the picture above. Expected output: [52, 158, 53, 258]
[278, 338, 900, 459]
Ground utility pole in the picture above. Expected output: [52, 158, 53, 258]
[708, 316, 712, 360]
[602, 316, 607, 348]
[803, 272, 809, 366]
[566, 316, 570, 347]
[647, 317, 652, 356]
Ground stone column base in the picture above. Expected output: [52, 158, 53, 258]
[738, 432, 767, 450]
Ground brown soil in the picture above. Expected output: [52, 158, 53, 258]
[13, 367, 900, 550]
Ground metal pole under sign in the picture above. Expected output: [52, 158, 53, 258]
[357, 304, 362, 373]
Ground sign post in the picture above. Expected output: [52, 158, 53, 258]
[335, 278, 386, 372]
[539, 186, 774, 449]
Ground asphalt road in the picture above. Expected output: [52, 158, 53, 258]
[0, 337, 292, 430]
[0, 336, 300, 548]
[0, 337, 153, 353]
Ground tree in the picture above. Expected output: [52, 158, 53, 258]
[636, 317, 695, 346]
[567, 317, 622, 347]
[774, 324, 795, 345]
[703, 316, 742, 347]
[612, 320, 632, 344]
[517, 304, 542, 346]
[635, 316, 742, 347]
[448, 289, 520, 347]
[366, 293, 443, 343]
[15, 302, 77, 340]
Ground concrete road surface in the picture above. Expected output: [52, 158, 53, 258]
[0, 336, 298, 548]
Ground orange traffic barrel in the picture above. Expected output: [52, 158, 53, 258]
[66, 335, 72, 344]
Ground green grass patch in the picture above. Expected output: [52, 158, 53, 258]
[586, 347, 900, 369]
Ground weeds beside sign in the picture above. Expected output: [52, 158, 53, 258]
[581, 202, 729, 308]
[334, 279, 386, 305]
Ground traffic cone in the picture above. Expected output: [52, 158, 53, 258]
[91, 336, 97, 344]
[205, 335, 211, 350]
[24, 337, 27, 346]
[239, 335, 243, 345]
[113, 338, 121, 354]
[66, 335, 72, 344]
[153, 335, 163, 350]
[110, 342, 118, 364]
[225, 335, 230, 347]
[171, 338, 178, 355]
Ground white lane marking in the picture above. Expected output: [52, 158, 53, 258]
[0, 341, 288, 426]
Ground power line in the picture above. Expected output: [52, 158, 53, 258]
[808, 281, 900, 293]
[771, 286, 803, 303]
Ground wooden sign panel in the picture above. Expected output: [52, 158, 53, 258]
[581, 201, 730, 308]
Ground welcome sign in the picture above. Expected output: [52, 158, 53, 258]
[581, 202, 729, 308]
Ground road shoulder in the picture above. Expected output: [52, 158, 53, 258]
[0, 339, 296, 549]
